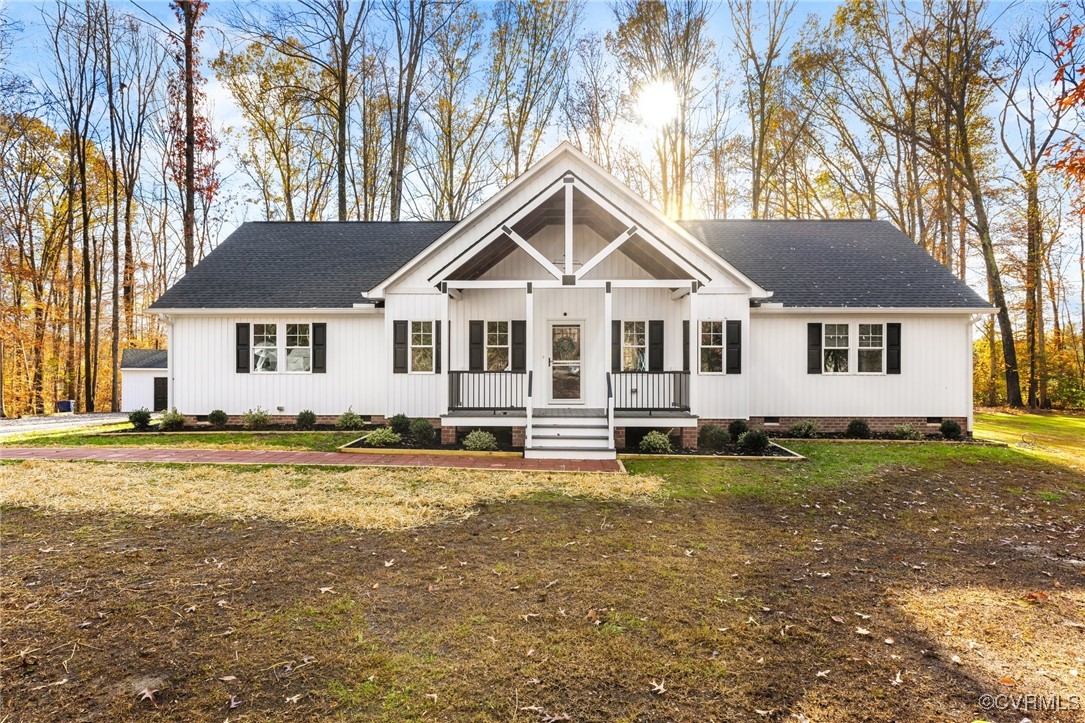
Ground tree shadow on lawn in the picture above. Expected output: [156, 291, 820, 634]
[1, 457, 1082, 722]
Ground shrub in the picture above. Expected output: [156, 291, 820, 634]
[296, 410, 317, 430]
[698, 424, 730, 451]
[335, 408, 366, 431]
[638, 430, 673, 454]
[365, 427, 401, 447]
[159, 408, 186, 431]
[891, 423, 923, 441]
[738, 430, 771, 455]
[463, 430, 498, 452]
[788, 419, 819, 438]
[208, 409, 228, 429]
[939, 419, 963, 440]
[242, 407, 270, 430]
[727, 419, 749, 439]
[388, 413, 411, 436]
[410, 418, 436, 446]
[128, 408, 152, 431]
[845, 418, 871, 439]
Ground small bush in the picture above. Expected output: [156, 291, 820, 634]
[159, 408, 186, 431]
[698, 424, 730, 451]
[788, 419, 819, 438]
[845, 418, 871, 439]
[410, 418, 436, 446]
[296, 410, 317, 430]
[207, 409, 228, 428]
[463, 430, 498, 452]
[128, 408, 152, 431]
[891, 423, 923, 441]
[939, 419, 962, 440]
[738, 430, 771, 455]
[638, 430, 674, 454]
[727, 419, 749, 439]
[335, 408, 366, 431]
[388, 413, 411, 436]
[242, 407, 270, 430]
[365, 427, 401, 447]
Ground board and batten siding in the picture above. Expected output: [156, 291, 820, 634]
[748, 312, 973, 420]
[120, 369, 162, 412]
[691, 291, 750, 420]
[385, 293, 445, 418]
[171, 313, 384, 416]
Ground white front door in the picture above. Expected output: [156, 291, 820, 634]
[549, 322, 582, 403]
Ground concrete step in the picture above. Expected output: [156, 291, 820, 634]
[524, 447, 617, 460]
[531, 435, 610, 449]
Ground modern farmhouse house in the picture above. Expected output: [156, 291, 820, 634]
[145, 143, 994, 459]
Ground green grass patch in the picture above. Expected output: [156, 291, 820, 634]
[975, 410, 1084, 470]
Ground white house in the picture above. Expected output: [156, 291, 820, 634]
[149, 143, 994, 459]
[120, 349, 168, 412]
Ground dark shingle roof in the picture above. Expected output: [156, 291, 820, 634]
[121, 349, 168, 369]
[150, 218, 990, 310]
[680, 219, 990, 308]
[149, 222, 457, 309]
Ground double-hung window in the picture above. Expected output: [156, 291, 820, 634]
[253, 323, 278, 372]
[410, 320, 434, 373]
[285, 323, 312, 372]
[700, 321, 724, 373]
[622, 321, 646, 371]
[858, 323, 884, 373]
[823, 324, 849, 373]
[486, 321, 510, 371]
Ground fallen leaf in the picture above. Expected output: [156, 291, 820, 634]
[228, 695, 242, 709]
[384, 559, 395, 567]
[884, 637, 895, 645]
[998, 676, 1016, 686]
[856, 627, 871, 636]
[830, 615, 845, 624]
[951, 655, 962, 665]
[318, 587, 335, 595]
[285, 694, 302, 704]
[138, 687, 158, 703]
[218, 676, 237, 682]
[650, 679, 666, 695]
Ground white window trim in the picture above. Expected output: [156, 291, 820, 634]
[699, 319, 726, 376]
[621, 320, 647, 372]
[251, 322, 279, 374]
[857, 323, 886, 376]
[822, 323, 850, 375]
[485, 320, 512, 372]
[409, 320, 436, 374]
[284, 322, 313, 375]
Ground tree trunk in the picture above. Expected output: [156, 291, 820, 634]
[182, 1, 197, 272]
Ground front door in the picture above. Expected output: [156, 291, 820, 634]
[550, 323, 582, 402]
[153, 377, 168, 412]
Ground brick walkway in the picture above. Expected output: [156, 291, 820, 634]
[0, 447, 622, 473]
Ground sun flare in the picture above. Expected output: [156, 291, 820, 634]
[635, 79, 680, 129]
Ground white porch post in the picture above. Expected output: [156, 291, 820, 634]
[441, 283, 451, 415]
[564, 178, 574, 275]
[688, 283, 698, 416]
[604, 282, 613, 448]
[525, 282, 534, 447]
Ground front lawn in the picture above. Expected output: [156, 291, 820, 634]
[0, 429, 363, 452]
[2, 441, 1082, 721]
[975, 409, 1085, 470]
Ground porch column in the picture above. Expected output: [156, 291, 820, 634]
[604, 282, 614, 448]
[525, 282, 534, 446]
[688, 283, 698, 419]
[441, 283, 451, 415]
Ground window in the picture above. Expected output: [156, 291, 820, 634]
[253, 323, 278, 372]
[823, 323, 849, 373]
[486, 321, 509, 371]
[285, 323, 311, 372]
[622, 321, 646, 371]
[700, 321, 724, 373]
[858, 323, 883, 373]
[410, 320, 434, 373]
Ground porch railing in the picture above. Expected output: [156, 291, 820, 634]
[448, 370, 527, 412]
[611, 371, 691, 412]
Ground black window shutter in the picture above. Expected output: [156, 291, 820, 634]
[886, 323, 901, 374]
[511, 320, 526, 371]
[611, 320, 621, 372]
[312, 323, 327, 373]
[726, 320, 741, 374]
[682, 320, 690, 373]
[236, 323, 250, 373]
[807, 323, 822, 374]
[435, 320, 442, 374]
[469, 320, 484, 371]
[648, 320, 664, 371]
[393, 320, 408, 373]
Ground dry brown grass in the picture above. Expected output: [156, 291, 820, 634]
[0, 460, 663, 531]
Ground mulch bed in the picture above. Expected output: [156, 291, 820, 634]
[106, 424, 382, 434]
[3, 457, 1081, 721]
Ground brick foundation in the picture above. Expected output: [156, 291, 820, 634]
[613, 427, 626, 449]
[441, 425, 458, 445]
[680, 427, 698, 449]
[511, 426, 525, 447]
[698, 417, 970, 435]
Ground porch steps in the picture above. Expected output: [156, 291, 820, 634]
[525, 416, 615, 461]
